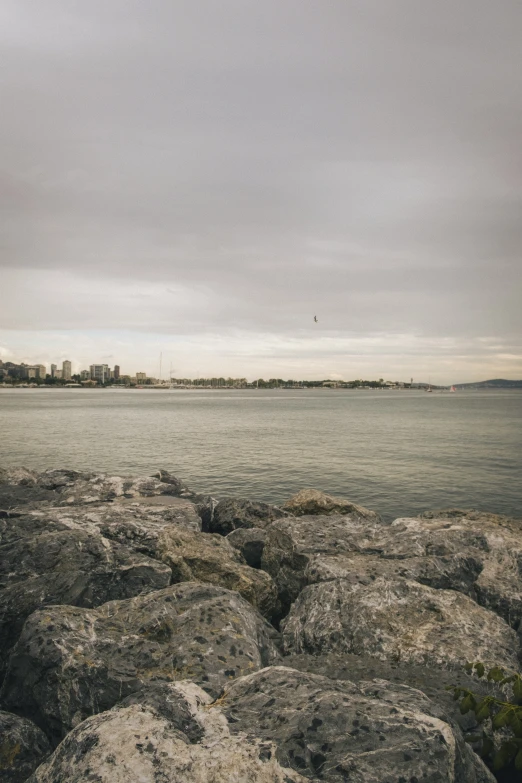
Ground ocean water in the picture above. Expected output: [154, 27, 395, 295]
[1, 388, 521, 521]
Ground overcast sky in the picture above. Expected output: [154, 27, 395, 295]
[1, 0, 521, 382]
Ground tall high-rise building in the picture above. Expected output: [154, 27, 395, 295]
[51, 364, 57, 378]
[90, 364, 109, 383]
[62, 360, 72, 381]
[114, 365, 120, 380]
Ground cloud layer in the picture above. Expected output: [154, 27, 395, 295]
[1, 0, 521, 381]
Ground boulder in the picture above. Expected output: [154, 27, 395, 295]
[305, 551, 483, 597]
[1, 582, 281, 743]
[26, 681, 305, 783]
[219, 666, 495, 783]
[227, 527, 267, 568]
[0, 516, 171, 681]
[0, 711, 51, 783]
[209, 498, 288, 536]
[282, 488, 381, 520]
[22, 505, 276, 618]
[373, 514, 522, 630]
[282, 651, 502, 737]
[262, 509, 522, 632]
[0, 485, 58, 512]
[148, 469, 190, 495]
[261, 514, 383, 616]
[25, 496, 202, 537]
[57, 474, 182, 504]
[282, 576, 520, 671]
[150, 526, 277, 619]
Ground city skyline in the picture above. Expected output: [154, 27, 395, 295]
[1, 1, 521, 384]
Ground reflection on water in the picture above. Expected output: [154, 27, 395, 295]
[1, 388, 521, 520]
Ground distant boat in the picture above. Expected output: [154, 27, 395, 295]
[450, 385, 456, 392]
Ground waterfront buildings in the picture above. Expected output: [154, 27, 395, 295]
[62, 360, 72, 381]
[90, 364, 110, 383]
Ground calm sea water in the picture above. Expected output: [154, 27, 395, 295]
[1, 388, 521, 520]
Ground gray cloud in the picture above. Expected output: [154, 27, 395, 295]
[1, 0, 521, 379]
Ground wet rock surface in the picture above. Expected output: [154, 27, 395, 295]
[0, 711, 51, 783]
[0, 582, 281, 743]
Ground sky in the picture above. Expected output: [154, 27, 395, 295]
[1, 0, 521, 383]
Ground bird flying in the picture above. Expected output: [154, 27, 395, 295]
[314, 315, 318, 323]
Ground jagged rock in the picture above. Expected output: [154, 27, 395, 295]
[35, 469, 95, 491]
[227, 527, 267, 568]
[0, 514, 171, 680]
[209, 498, 288, 536]
[26, 681, 305, 783]
[1, 583, 281, 743]
[0, 468, 41, 487]
[149, 469, 189, 495]
[0, 711, 51, 783]
[25, 496, 202, 538]
[0, 485, 58, 511]
[282, 651, 501, 736]
[282, 576, 519, 671]
[305, 551, 483, 596]
[150, 527, 277, 619]
[261, 514, 383, 616]
[219, 666, 495, 783]
[21, 505, 276, 618]
[57, 474, 181, 504]
[192, 493, 219, 531]
[372, 514, 522, 631]
[282, 488, 382, 520]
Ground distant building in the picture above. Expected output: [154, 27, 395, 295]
[136, 372, 147, 382]
[62, 360, 72, 381]
[51, 364, 57, 378]
[54, 369, 63, 379]
[90, 364, 109, 383]
[80, 370, 90, 380]
[114, 365, 120, 380]
[21, 364, 46, 380]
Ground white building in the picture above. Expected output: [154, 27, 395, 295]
[90, 364, 110, 383]
[62, 360, 72, 380]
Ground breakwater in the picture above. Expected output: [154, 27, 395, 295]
[1, 466, 519, 782]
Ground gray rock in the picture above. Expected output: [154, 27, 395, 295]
[149, 469, 190, 495]
[210, 498, 288, 536]
[0, 514, 171, 680]
[27, 681, 305, 783]
[1, 582, 281, 743]
[226, 527, 267, 568]
[282, 488, 382, 520]
[282, 576, 520, 671]
[0, 485, 58, 512]
[149, 526, 277, 619]
[305, 551, 483, 596]
[282, 651, 503, 737]
[0, 711, 51, 783]
[375, 514, 522, 631]
[22, 504, 276, 618]
[220, 666, 495, 783]
[261, 514, 383, 616]
[56, 473, 181, 504]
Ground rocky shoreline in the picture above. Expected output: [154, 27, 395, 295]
[1, 467, 521, 782]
